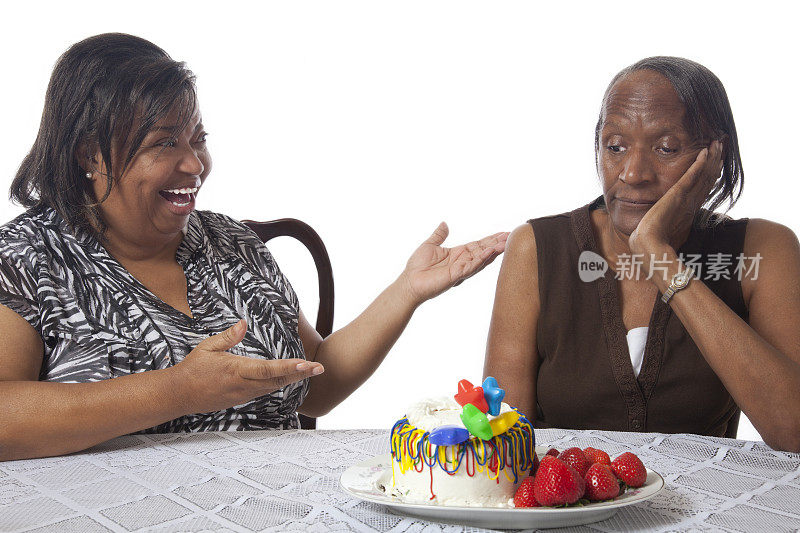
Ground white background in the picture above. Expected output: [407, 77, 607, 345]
[2, 1, 798, 441]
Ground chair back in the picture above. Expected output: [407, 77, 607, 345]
[725, 409, 741, 439]
[243, 218, 334, 429]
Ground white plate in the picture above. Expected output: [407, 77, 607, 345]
[340, 453, 664, 530]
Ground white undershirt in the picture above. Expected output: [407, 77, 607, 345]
[626, 327, 649, 378]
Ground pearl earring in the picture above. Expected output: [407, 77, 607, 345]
[86, 172, 92, 179]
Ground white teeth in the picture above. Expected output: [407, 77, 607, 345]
[164, 187, 198, 195]
[171, 201, 190, 207]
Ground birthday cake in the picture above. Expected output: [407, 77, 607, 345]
[380, 377, 535, 507]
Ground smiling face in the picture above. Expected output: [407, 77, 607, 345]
[598, 70, 708, 236]
[90, 106, 211, 250]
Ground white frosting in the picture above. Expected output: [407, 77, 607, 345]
[386, 396, 522, 507]
[405, 396, 513, 431]
[380, 464, 517, 507]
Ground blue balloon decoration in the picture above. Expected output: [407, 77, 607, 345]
[428, 425, 470, 446]
[482, 376, 506, 416]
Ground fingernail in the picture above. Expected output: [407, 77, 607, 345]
[311, 365, 324, 376]
[296, 362, 311, 371]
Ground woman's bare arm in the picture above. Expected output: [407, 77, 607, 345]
[297, 223, 508, 417]
[0, 307, 320, 461]
[297, 278, 418, 417]
[642, 220, 800, 452]
[629, 145, 800, 452]
[483, 223, 541, 421]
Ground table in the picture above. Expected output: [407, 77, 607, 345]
[1, 428, 799, 532]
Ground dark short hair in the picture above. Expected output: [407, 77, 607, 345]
[10, 33, 197, 238]
[594, 56, 744, 227]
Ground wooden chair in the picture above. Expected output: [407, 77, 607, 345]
[243, 218, 334, 430]
[725, 410, 741, 439]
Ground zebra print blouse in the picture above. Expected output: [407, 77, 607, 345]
[0, 206, 308, 431]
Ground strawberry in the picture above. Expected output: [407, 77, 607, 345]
[558, 447, 591, 477]
[611, 452, 647, 488]
[583, 447, 612, 466]
[545, 448, 560, 457]
[513, 476, 539, 507]
[584, 463, 620, 501]
[533, 456, 586, 506]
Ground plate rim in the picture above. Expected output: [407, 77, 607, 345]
[340, 453, 665, 514]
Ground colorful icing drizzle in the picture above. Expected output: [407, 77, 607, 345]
[389, 408, 535, 500]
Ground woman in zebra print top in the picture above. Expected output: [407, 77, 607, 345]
[0, 34, 508, 461]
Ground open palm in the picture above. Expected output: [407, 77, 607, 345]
[402, 222, 508, 303]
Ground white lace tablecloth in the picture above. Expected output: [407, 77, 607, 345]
[1, 428, 799, 532]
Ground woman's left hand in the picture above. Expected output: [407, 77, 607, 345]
[629, 139, 724, 262]
[400, 222, 509, 305]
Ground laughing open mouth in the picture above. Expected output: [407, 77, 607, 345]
[159, 186, 199, 207]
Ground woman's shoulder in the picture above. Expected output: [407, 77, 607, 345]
[192, 210, 282, 271]
[0, 208, 63, 326]
[698, 215, 794, 255]
[0, 207, 61, 261]
[193, 210, 298, 305]
[527, 197, 601, 235]
[508, 223, 537, 256]
[527, 208, 577, 226]
[743, 217, 793, 234]
[524, 200, 601, 258]
[702, 210, 749, 230]
[1, 206, 51, 239]
[194, 209, 252, 231]
[743, 218, 798, 254]
[738, 218, 800, 313]
[193, 210, 264, 249]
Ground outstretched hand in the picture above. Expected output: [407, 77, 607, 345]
[630, 139, 724, 258]
[401, 222, 509, 304]
[174, 319, 324, 414]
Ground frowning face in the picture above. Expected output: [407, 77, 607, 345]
[90, 107, 211, 248]
[598, 70, 707, 236]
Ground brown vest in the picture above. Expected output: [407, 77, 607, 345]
[531, 197, 748, 437]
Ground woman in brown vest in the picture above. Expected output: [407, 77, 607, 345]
[484, 57, 800, 452]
